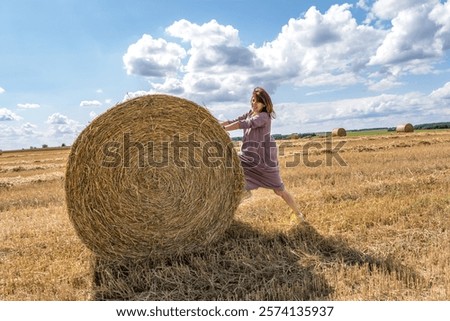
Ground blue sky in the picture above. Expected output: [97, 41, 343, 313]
[1, 0, 450, 150]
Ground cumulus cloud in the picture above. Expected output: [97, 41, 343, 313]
[121, 2, 450, 131]
[123, 1, 450, 101]
[369, 2, 442, 66]
[0, 108, 21, 121]
[21, 122, 38, 135]
[368, 77, 403, 91]
[255, 4, 386, 86]
[0, 122, 41, 150]
[367, 0, 450, 83]
[47, 113, 83, 136]
[123, 5, 389, 102]
[0, 87, 5, 94]
[371, 0, 428, 20]
[429, 0, 450, 50]
[430, 81, 450, 99]
[17, 103, 40, 109]
[80, 100, 102, 107]
[166, 19, 255, 72]
[123, 90, 151, 101]
[356, 0, 371, 11]
[47, 113, 70, 125]
[123, 34, 186, 77]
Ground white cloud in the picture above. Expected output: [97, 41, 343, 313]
[17, 103, 40, 109]
[21, 122, 38, 135]
[429, 0, 450, 50]
[274, 88, 447, 133]
[369, 2, 443, 68]
[47, 113, 83, 137]
[166, 19, 259, 101]
[167, 19, 240, 48]
[89, 111, 98, 119]
[0, 87, 5, 94]
[123, 34, 186, 77]
[367, 0, 450, 86]
[0, 122, 42, 150]
[166, 19, 254, 73]
[120, 2, 450, 131]
[80, 100, 102, 107]
[1, 114, 83, 150]
[150, 77, 184, 95]
[123, 90, 151, 101]
[0, 108, 21, 121]
[123, 6, 386, 103]
[368, 77, 403, 91]
[430, 82, 450, 99]
[255, 5, 385, 87]
[371, 0, 430, 20]
[357, 0, 370, 11]
[47, 113, 70, 125]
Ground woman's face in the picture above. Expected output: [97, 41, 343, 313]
[251, 95, 264, 113]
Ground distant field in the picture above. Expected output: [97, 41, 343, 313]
[345, 128, 450, 137]
[346, 129, 390, 137]
[1, 130, 449, 300]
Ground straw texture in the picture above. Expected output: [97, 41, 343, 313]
[332, 128, 347, 137]
[396, 123, 414, 133]
[65, 94, 244, 259]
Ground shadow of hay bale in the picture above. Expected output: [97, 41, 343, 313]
[91, 220, 423, 301]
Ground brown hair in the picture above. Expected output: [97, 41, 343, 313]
[252, 87, 275, 119]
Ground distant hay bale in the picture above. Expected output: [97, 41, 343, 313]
[396, 123, 414, 133]
[65, 94, 244, 259]
[332, 128, 347, 137]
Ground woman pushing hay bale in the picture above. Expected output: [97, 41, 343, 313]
[65, 94, 244, 259]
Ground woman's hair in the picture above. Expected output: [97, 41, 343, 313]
[252, 87, 275, 119]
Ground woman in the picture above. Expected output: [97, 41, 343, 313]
[221, 87, 305, 221]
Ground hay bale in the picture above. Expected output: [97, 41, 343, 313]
[332, 128, 347, 137]
[396, 123, 414, 133]
[65, 94, 244, 259]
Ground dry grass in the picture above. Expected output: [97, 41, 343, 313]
[1, 131, 449, 300]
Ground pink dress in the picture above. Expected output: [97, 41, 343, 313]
[230, 111, 285, 191]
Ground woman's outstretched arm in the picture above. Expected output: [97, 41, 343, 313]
[223, 121, 240, 131]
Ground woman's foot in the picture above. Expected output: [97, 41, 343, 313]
[289, 210, 306, 224]
[297, 211, 306, 222]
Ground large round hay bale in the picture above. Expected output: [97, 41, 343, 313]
[396, 123, 414, 133]
[65, 94, 244, 259]
[332, 128, 347, 137]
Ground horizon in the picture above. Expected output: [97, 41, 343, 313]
[2, 120, 448, 152]
[1, 0, 450, 150]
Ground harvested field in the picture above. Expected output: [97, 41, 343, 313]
[1, 131, 449, 300]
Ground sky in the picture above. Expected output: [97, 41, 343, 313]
[1, 0, 450, 150]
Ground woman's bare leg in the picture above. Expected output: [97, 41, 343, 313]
[274, 189, 305, 221]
